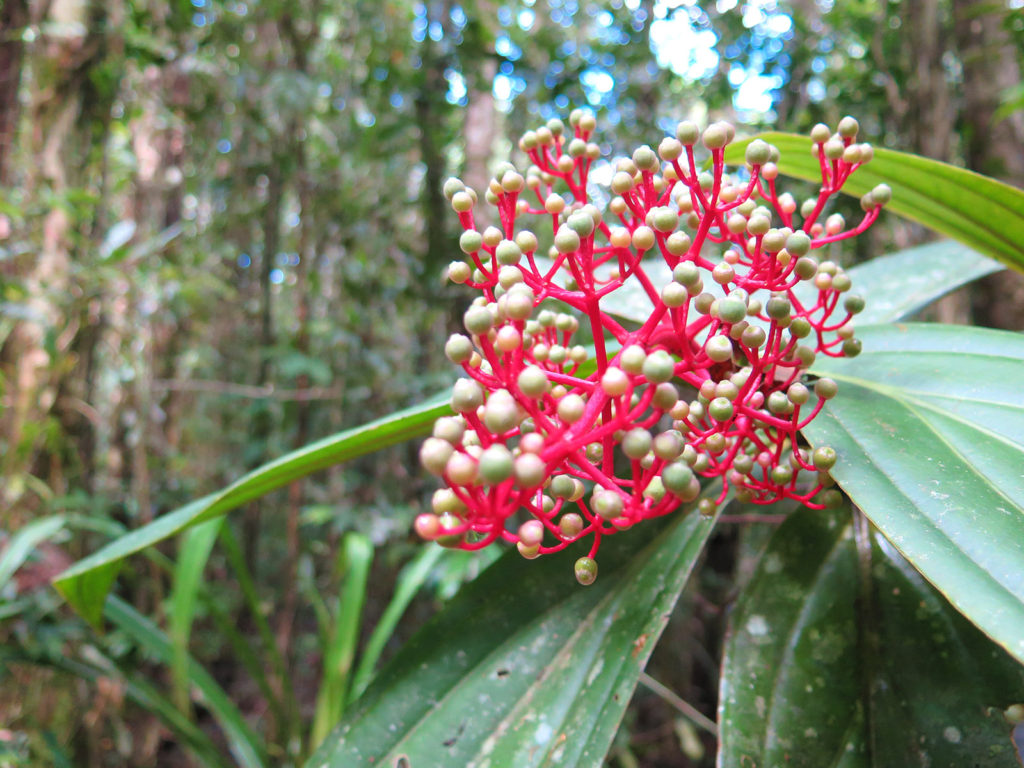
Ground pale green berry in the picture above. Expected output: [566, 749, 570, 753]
[706, 335, 733, 363]
[620, 345, 647, 374]
[622, 428, 652, 459]
[554, 226, 581, 253]
[451, 378, 484, 412]
[601, 367, 630, 397]
[420, 437, 454, 476]
[815, 380, 839, 403]
[464, 306, 493, 335]
[662, 282, 688, 308]
[559, 513, 584, 539]
[813, 446, 837, 471]
[514, 453, 547, 487]
[652, 382, 679, 411]
[557, 393, 586, 424]
[745, 139, 771, 166]
[593, 488, 624, 520]
[653, 430, 684, 460]
[575, 556, 598, 585]
[479, 444, 514, 484]
[787, 382, 810, 405]
[642, 350, 675, 383]
[483, 390, 519, 433]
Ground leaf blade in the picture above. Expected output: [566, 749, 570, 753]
[805, 323, 1024, 664]
[53, 397, 451, 625]
[308, 499, 719, 768]
[725, 133, 1024, 270]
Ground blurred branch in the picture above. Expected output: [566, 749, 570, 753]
[151, 379, 342, 401]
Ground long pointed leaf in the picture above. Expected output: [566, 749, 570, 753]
[104, 596, 269, 768]
[805, 323, 1024, 664]
[719, 506, 1024, 767]
[170, 518, 224, 713]
[308, 498, 720, 768]
[725, 133, 1024, 270]
[54, 397, 451, 625]
[580, 241, 999, 326]
[0, 515, 66, 591]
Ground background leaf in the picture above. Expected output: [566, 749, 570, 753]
[719, 505, 1024, 768]
[726, 134, 1024, 270]
[53, 397, 451, 626]
[555, 241, 999, 328]
[308, 499, 720, 768]
[805, 323, 1024, 664]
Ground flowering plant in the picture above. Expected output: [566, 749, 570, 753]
[419, 111, 890, 583]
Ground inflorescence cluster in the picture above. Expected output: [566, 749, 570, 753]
[417, 111, 888, 585]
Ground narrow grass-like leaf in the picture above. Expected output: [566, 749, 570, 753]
[719, 506, 1024, 767]
[1, 648, 231, 768]
[104, 596, 269, 768]
[308, 496, 719, 768]
[348, 543, 445, 703]
[0, 515, 66, 591]
[805, 323, 1024, 664]
[725, 134, 1024, 270]
[169, 518, 224, 713]
[311, 533, 374, 749]
[54, 397, 451, 626]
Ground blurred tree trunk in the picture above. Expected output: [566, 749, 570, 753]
[0, 0, 28, 185]
[954, 0, 1024, 330]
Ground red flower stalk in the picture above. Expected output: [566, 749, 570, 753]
[417, 112, 888, 584]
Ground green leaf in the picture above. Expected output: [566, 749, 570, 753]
[573, 241, 997, 327]
[53, 397, 451, 626]
[0, 515, 66, 591]
[307, 499, 720, 768]
[725, 133, 1024, 270]
[311, 532, 375, 749]
[804, 324, 1024, 664]
[169, 518, 224, 714]
[348, 544, 445, 703]
[720, 505, 1024, 767]
[828, 241, 1000, 324]
[104, 595, 268, 768]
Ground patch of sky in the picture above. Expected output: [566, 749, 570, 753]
[559, 41, 577, 57]
[649, 12, 720, 81]
[216, 139, 232, 154]
[191, 0, 206, 6]
[192, 12, 206, 27]
[581, 68, 616, 106]
[428, 21, 443, 41]
[499, 61, 514, 75]
[270, 268, 285, 285]
[807, 77, 826, 102]
[445, 69, 467, 105]
[317, 83, 332, 99]
[238, 254, 251, 268]
[554, 93, 570, 109]
[734, 71, 782, 113]
[495, 35, 522, 61]
[497, 5, 514, 25]
[390, 92, 404, 108]
[450, 5, 467, 28]
[518, 9, 536, 30]
[356, 110, 376, 127]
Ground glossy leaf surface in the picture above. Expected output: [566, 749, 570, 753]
[569, 241, 998, 327]
[308, 502, 719, 768]
[726, 133, 1024, 270]
[806, 324, 1024, 664]
[720, 506, 1024, 768]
